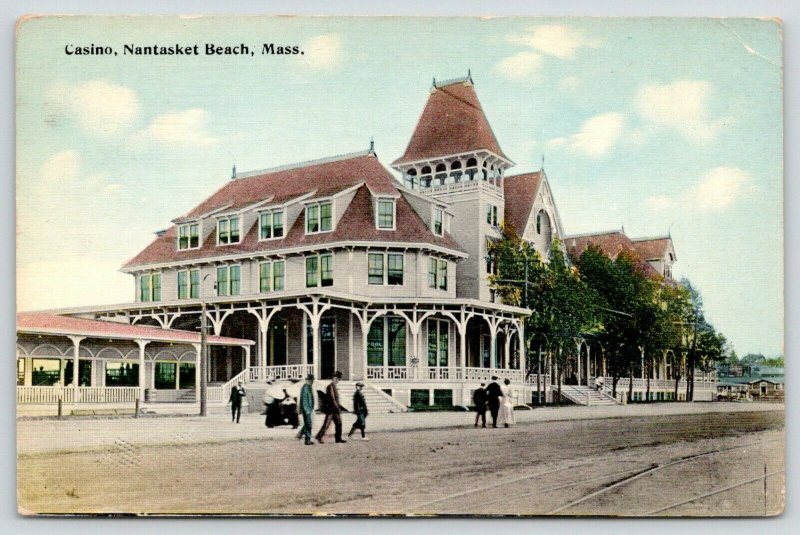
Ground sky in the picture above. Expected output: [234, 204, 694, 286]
[15, 16, 783, 357]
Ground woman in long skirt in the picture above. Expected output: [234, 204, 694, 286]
[499, 378, 515, 427]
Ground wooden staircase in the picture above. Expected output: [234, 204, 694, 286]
[558, 384, 621, 406]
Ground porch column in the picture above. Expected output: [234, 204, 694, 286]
[243, 345, 251, 372]
[587, 345, 592, 380]
[489, 333, 497, 370]
[67, 335, 85, 387]
[358, 314, 370, 380]
[135, 339, 150, 400]
[193, 343, 201, 402]
[503, 331, 511, 370]
[260, 324, 268, 368]
[518, 321, 526, 381]
[641, 348, 646, 380]
[576, 340, 582, 385]
[310, 316, 321, 380]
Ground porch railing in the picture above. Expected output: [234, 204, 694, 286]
[17, 386, 140, 404]
[605, 377, 717, 392]
[365, 366, 526, 384]
[247, 365, 314, 382]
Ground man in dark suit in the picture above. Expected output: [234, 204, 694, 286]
[472, 382, 487, 428]
[485, 376, 502, 428]
[228, 380, 246, 423]
[315, 371, 347, 444]
[347, 382, 369, 440]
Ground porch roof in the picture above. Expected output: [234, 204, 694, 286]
[17, 312, 254, 346]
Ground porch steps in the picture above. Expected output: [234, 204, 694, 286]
[335, 382, 408, 414]
[558, 384, 620, 406]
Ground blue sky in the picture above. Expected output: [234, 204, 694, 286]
[15, 16, 783, 357]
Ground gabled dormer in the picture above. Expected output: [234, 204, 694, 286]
[391, 74, 514, 197]
[631, 236, 677, 279]
[504, 170, 566, 259]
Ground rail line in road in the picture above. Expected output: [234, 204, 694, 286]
[403, 437, 782, 515]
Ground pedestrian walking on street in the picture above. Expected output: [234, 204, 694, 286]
[228, 381, 246, 424]
[472, 382, 487, 428]
[485, 376, 502, 428]
[498, 378, 515, 428]
[316, 371, 347, 444]
[348, 382, 369, 440]
[299, 374, 315, 446]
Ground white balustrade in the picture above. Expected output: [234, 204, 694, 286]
[16, 386, 140, 404]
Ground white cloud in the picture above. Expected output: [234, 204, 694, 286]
[137, 108, 218, 146]
[47, 79, 140, 136]
[494, 51, 544, 81]
[40, 150, 80, 184]
[301, 34, 343, 70]
[634, 80, 727, 143]
[546, 112, 626, 157]
[644, 166, 754, 213]
[507, 25, 602, 59]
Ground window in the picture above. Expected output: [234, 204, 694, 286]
[259, 260, 285, 292]
[433, 208, 443, 236]
[427, 319, 449, 367]
[31, 359, 60, 386]
[368, 317, 407, 367]
[177, 268, 200, 299]
[259, 210, 284, 240]
[306, 254, 333, 288]
[486, 238, 496, 274]
[306, 202, 333, 233]
[216, 265, 240, 296]
[105, 361, 139, 387]
[376, 199, 395, 230]
[139, 273, 161, 302]
[178, 223, 199, 250]
[368, 252, 404, 285]
[434, 389, 453, 407]
[428, 257, 448, 291]
[17, 359, 24, 386]
[411, 389, 430, 407]
[179, 363, 196, 389]
[217, 216, 240, 245]
[486, 204, 498, 226]
[154, 362, 177, 389]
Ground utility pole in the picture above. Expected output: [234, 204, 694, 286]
[200, 298, 208, 416]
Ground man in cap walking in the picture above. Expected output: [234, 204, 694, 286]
[299, 374, 315, 445]
[228, 380, 246, 424]
[347, 382, 369, 441]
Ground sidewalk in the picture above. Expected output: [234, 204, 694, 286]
[17, 402, 783, 455]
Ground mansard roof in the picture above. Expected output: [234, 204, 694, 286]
[564, 230, 662, 278]
[17, 312, 253, 345]
[123, 152, 463, 269]
[392, 79, 508, 166]
[503, 171, 543, 233]
[631, 236, 675, 261]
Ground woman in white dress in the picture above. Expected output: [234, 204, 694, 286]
[499, 378, 515, 427]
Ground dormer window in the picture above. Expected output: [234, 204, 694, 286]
[259, 210, 284, 240]
[433, 208, 443, 236]
[306, 202, 332, 234]
[178, 223, 200, 250]
[217, 216, 240, 245]
[376, 199, 396, 230]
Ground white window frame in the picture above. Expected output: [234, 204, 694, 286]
[177, 268, 201, 300]
[258, 209, 285, 241]
[375, 198, 397, 230]
[217, 215, 241, 246]
[432, 207, 444, 236]
[428, 257, 448, 291]
[486, 204, 498, 227]
[305, 201, 334, 235]
[139, 272, 162, 303]
[259, 260, 286, 292]
[177, 222, 201, 251]
[216, 264, 242, 296]
[305, 253, 334, 288]
[367, 252, 404, 286]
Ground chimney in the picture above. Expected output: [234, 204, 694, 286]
[231, 165, 237, 179]
[155, 229, 167, 237]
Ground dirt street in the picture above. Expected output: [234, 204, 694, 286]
[18, 410, 784, 516]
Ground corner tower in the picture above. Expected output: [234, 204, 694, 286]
[392, 75, 513, 301]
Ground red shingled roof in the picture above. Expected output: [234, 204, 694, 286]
[565, 231, 662, 279]
[17, 313, 253, 345]
[631, 237, 673, 261]
[503, 171, 543, 233]
[123, 154, 463, 269]
[392, 81, 507, 165]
